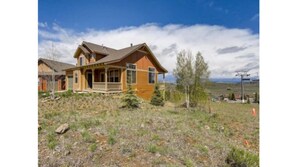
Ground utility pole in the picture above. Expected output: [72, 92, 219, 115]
[235, 71, 250, 103]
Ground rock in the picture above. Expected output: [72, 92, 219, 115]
[204, 125, 210, 130]
[140, 123, 145, 128]
[54, 146, 61, 152]
[64, 150, 70, 156]
[38, 124, 41, 130]
[55, 123, 69, 134]
[155, 153, 161, 157]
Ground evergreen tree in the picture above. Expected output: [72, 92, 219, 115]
[150, 84, 164, 106]
[121, 85, 140, 108]
[254, 92, 259, 103]
[231, 93, 235, 101]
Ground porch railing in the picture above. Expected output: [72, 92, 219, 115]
[93, 82, 122, 91]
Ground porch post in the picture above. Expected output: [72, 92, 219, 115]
[105, 66, 108, 91]
[81, 69, 85, 91]
[120, 68, 123, 90]
[92, 69, 94, 89]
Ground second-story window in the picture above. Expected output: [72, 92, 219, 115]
[126, 63, 136, 84]
[91, 53, 96, 60]
[79, 57, 83, 66]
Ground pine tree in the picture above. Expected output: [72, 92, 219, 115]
[150, 84, 164, 106]
[121, 85, 140, 108]
[231, 93, 235, 101]
[254, 92, 259, 103]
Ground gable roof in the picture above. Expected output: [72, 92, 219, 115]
[38, 58, 75, 73]
[73, 41, 167, 73]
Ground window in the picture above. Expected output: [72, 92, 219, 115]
[108, 69, 119, 82]
[91, 53, 96, 59]
[100, 72, 105, 82]
[79, 57, 83, 66]
[75, 73, 78, 83]
[126, 63, 136, 84]
[148, 67, 155, 83]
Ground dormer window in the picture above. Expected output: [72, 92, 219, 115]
[79, 57, 83, 66]
[91, 53, 96, 59]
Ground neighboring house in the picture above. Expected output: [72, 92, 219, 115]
[38, 58, 75, 91]
[64, 41, 168, 100]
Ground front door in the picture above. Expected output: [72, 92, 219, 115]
[67, 76, 73, 90]
[87, 73, 92, 88]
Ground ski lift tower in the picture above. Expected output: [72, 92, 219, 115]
[235, 71, 250, 103]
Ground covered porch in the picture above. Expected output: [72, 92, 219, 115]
[82, 65, 124, 93]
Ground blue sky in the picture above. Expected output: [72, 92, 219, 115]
[39, 0, 259, 33]
[38, 0, 259, 78]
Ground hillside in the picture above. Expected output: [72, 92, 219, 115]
[38, 92, 259, 166]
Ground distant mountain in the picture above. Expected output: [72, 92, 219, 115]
[159, 74, 258, 84]
[209, 78, 241, 83]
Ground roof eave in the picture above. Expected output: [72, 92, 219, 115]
[142, 43, 168, 73]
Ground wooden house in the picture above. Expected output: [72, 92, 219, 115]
[64, 41, 168, 100]
[38, 58, 75, 91]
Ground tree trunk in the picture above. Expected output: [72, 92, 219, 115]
[185, 85, 189, 109]
[51, 73, 55, 99]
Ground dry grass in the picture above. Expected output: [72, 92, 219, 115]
[38, 93, 259, 166]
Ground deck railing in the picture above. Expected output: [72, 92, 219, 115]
[93, 82, 122, 91]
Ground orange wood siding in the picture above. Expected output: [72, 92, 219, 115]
[111, 51, 159, 100]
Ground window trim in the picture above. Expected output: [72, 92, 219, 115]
[126, 63, 137, 85]
[148, 66, 156, 84]
[79, 57, 83, 66]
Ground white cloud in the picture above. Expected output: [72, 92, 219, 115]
[38, 23, 259, 78]
[38, 22, 47, 28]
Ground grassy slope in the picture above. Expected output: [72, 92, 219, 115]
[205, 82, 259, 98]
[38, 93, 259, 166]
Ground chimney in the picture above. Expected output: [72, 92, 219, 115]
[130, 43, 133, 47]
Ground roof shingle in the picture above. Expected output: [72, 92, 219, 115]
[71, 41, 167, 73]
[38, 58, 75, 72]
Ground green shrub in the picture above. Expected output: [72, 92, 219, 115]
[47, 132, 57, 150]
[60, 90, 73, 98]
[254, 92, 259, 103]
[108, 135, 116, 145]
[121, 85, 140, 108]
[184, 158, 194, 167]
[38, 91, 50, 98]
[229, 93, 235, 101]
[147, 144, 158, 153]
[150, 84, 164, 106]
[225, 147, 259, 167]
[89, 143, 97, 152]
[81, 130, 95, 143]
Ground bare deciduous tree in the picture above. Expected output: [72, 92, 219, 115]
[173, 50, 210, 108]
[39, 42, 61, 99]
